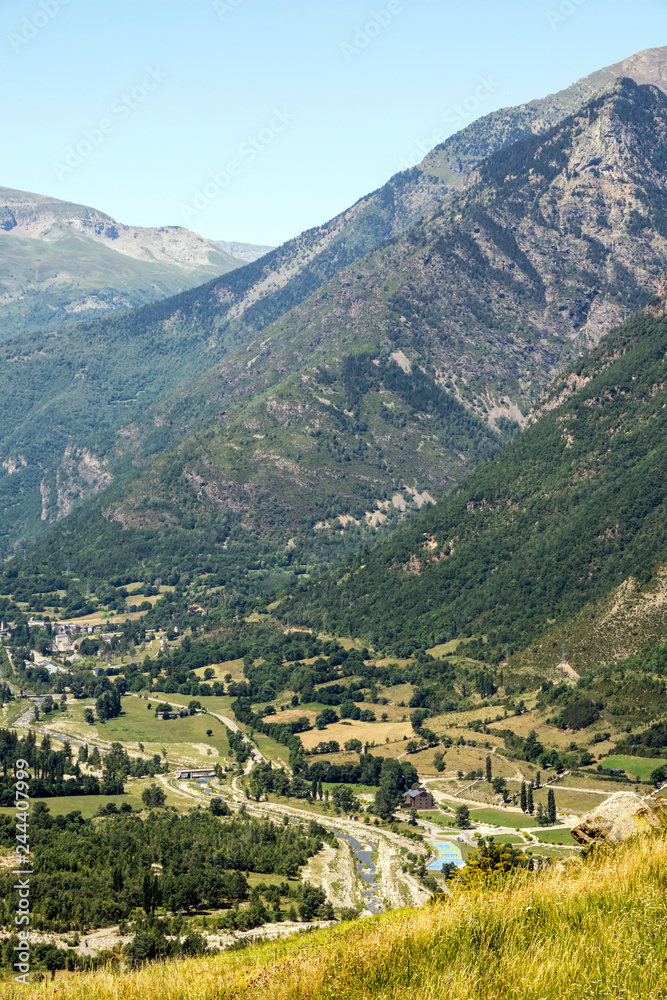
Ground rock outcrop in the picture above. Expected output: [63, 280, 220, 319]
[645, 273, 667, 318]
[571, 792, 662, 845]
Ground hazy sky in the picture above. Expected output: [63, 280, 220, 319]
[2, 0, 666, 245]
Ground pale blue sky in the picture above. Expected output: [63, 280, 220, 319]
[1, 0, 666, 245]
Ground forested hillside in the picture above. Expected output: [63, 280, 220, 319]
[9, 78, 667, 596]
[287, 304, 667, 658]
[3, 53, 667, 549]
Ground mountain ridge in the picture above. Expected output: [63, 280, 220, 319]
[4, 59, 667, 552]
[0, 185, 272, 340]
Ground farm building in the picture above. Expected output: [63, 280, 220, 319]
[403, 787, 434, 810]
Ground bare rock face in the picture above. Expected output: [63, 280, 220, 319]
[645, 273, 667, 317]
[571, 792, 662, 845]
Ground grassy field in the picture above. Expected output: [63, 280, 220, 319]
[252, 732, 292, 765]
[530, 786, 609, 816]
[84, 698, 230, 758]
[1, 701, 24, 726]
[15, 827, 667, 1000]
[535, 827, 579, 845]
[598, 755, 664, 781]
[417, 811, 457, 829]
[558, 773, 640, 792]
[468, 807, 539, 829]
[33, 697, 232, 770]
[530, 845, 581, 859]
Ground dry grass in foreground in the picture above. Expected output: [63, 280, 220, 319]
[4, 832, 667, 1000]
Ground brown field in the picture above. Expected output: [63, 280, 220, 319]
[380, 683, 416, 706]
[365, 702, 411, 722]
[426, 639, 464, 657]
[193, 658, 246, 682]
[429, 746, 518, 778]
[264, 708, 317, 726]
[555, 773, 640, 792]
[429, 702, 520, 733]
[299, 718, 412, 750]
[486, 712, 581, 749]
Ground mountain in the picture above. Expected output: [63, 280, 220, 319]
[3, 55, 667, 553]
[286, 294, 667, 660]
[0, 186, 272, 339]
[6, 79, 667, 619]
[420, 44, 667, 186]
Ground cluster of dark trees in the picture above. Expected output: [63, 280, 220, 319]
[495, 728, 565, 772]
[616, 721, 667, 758]
[226, 726, 253, 764]
[246, 755, 418, 809]
[0, 804, 329, 933]
[0, 729, 169, 804]
[0, 729, 120, 803]
[519, 781, 557, 825]
[537, 683, 604, 732]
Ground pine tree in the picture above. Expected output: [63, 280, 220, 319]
[535, 771, 541, 788]
[527, 783, 534, 815]
[520, 781, 527, 813]
[547, 788, 556, 825]
[485, 755, 493, 783]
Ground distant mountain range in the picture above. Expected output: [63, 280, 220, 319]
[0, 186, 272, 339]
[3, 47, 667, 567]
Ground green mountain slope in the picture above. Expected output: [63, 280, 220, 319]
[5, 77, 667, 574]
[287, 299, 667, 657]
[0, 187, 271, 340]
[86, 79, 667, 563]
[4, 60, 667, 552]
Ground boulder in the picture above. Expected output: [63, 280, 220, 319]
[571, 792, 662, 845]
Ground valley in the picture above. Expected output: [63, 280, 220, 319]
[2, 27, 667, 998]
